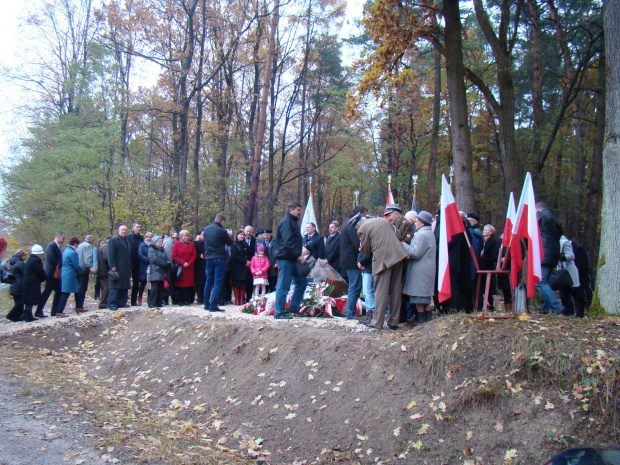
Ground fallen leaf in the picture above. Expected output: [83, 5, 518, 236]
[407, 400, 417, 409]
[518, 313, 530, 321]
[387, 374, 394, 381]
[545, 402, 555, 410]
[504, 448, 518, 463]
[393, 427, 401, 437]
[495, 422, 504, 432]
[466, 431, 473, 441]
[417, 424, 429, 435]
[356, 434, 368, 441]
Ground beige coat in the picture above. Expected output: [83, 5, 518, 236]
[358, 218, 409, 276]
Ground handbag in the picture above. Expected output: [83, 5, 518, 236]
[1, 268, 16, 284]
[53, 266, 61, 279]
[175, 261, 183, 280]
[549, 269, 572, 290]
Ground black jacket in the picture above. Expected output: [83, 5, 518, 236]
[44, 240, 63, 278]
[303, 233, 325, 260]
[22, 255, 46, 305]
[108, 235, 131, 289]
[230, 240, 252, 286]
[203, 222, 234, 260]
[9, 255, 25, 297]
[274, 213, 303, 261]
[357, 252, 372, 274]
[340, 221, 360, 270]
[537, 208, 563, 267]
[127, 232, 144, 268]
[325, 232, 341, 270]
[194, 240, 206, 281]
[480, 235, 501, 271]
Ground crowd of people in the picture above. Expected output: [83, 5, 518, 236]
[1, 199, 593, 327]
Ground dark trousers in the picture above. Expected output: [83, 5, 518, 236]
[76, 272, 89, 309]
[195, 273, 206, 304]
[98, 277, 109, 308]
[268, 274, 278, 293]
[204, 258, 226, 309]
[108, 288, 129, 309]
[148, 281, 164, 308]
[7, 295, 23, 321]
[94, 274, 101, 299]
[57, 292, 79, 314]
[131, 266, 141, 305]
[37, 277, 61, 315]
[176, 286, 194, 305]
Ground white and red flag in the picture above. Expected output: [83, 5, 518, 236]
[438, 174, 465, 303]
[511, 172, 543, 298]
[502, 192, 523, 288]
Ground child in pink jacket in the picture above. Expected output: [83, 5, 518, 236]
[250, 243, 270, 297]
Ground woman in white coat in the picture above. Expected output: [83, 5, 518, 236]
[558, 235, 580, 316]
[402, 211, 437, 324]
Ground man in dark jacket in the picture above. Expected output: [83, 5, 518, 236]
[340, 205, 368, 319]
[303, 222, 325, 260]
[324, 221, 341, 273]
[194, 230, 206, 305]
[535, 201, 564, 314]
[36, 232, 65, 317]
[273, 202, 306, 320]
[203, 214, 234, 312]
[127, 223, 144, 306]
[108, 225, 132, 310]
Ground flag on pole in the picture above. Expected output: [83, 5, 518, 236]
[438, 174, 465, 303]
[300, 194, 316, 235]
[511, 172, 543, 298]
[502, 192, 523, 288]
[411, 190, 418, 213]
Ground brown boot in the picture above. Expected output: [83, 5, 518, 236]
[504, 302, 513, 313]
[137, 296, 143, 306]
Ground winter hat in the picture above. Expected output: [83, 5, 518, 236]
[417, 211, 433, 225]
[256, 243, 265, 253]
[151, 235, 162, 245]
[31, 244, 44, 255]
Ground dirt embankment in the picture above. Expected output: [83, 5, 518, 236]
[0, 307, 619, 464]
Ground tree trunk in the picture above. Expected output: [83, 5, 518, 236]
[586, 47, 605, 272]
[595, 0, 620, 315]
[443, 0, 475, 212]
[246, 0, 279, 225]
[427, 46, 441, 209]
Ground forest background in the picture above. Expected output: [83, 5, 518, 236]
[0, 1, 612, 301]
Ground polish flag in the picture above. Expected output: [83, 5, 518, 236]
[511, 173, 543, 298]
[502, 192, 523, 288]
[438, 174, 465, 303]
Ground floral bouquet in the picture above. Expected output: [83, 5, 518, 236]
[299, 280, 346, 317]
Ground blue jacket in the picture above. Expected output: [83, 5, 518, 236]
[61, 246, 82, 294]
[138, 241, 150, 281]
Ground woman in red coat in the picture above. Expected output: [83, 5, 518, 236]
[172, 230, 197, 305]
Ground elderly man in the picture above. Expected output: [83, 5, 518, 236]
[385, 204, 415, 323]
[385, 204, 414, 244]
[76, 235, 97, 312]
[107, 225, 132, 310]
[404, 210, 418, 224]
[357, 216, 409, 330]
[303, 222, 325, 260]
